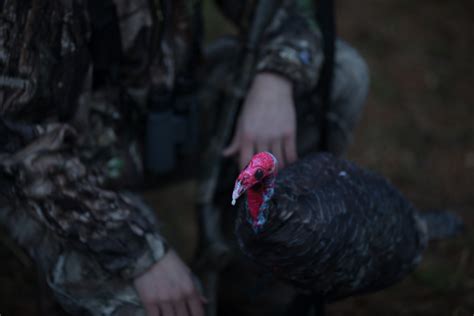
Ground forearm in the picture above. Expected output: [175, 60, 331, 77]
[216, 0, 323, 91]
[255, 0, 323, 91]
[0, 0, 166, 277]
[0, 119, 167, 279]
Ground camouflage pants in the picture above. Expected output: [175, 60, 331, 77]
[297, 40, 369, 156]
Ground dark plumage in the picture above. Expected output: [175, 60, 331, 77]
[232, 152, 462, 302]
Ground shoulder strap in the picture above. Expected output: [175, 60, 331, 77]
[315, 0, 335, 151]
[86, 0, 123, 87]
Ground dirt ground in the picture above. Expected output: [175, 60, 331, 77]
[0, 0, 473, 315]
[331, 0, 474, 314]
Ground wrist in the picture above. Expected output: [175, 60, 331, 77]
[253, 72, 293, 97]
[123, 233, 169, 279]
[255, 45, 314, 89]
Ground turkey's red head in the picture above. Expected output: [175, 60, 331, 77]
[231, 152, 278, 205]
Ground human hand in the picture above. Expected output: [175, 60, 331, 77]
[134, 250, 204, 316]
[223, 72, 298, 169]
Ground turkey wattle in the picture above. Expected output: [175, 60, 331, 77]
[231, 152, 462, 301]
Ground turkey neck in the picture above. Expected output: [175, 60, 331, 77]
[246, 174, 275, 229]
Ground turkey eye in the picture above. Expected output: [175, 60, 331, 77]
[254, 169, 264, 180]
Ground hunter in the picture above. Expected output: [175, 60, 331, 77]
[0, 0, 368, 315]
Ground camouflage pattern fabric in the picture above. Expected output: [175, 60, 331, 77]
[0, 0, 368, 315]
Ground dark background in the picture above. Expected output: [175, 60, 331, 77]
[1, 0, 473, 315]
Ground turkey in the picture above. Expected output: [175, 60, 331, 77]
[231, 152, 462, 303]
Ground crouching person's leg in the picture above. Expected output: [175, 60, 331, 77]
[296, 40, 369, 156]
[327, 40, 369, 155]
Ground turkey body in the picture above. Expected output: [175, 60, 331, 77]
[235, 153, 429, 301]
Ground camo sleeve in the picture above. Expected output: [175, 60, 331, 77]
[0, 0, 167, 281]
[216, 0, 324, 91]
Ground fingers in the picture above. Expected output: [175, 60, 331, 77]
[223, 119, 244, 157]
[228, 135, 297, 170]
[222, 137, 239, 157]
[239, 135, 255, 169]
[159, 302, 175, 316]
[154, 291, 203, 316]
[256, 140, 269, 154]
[174, 301, 189, 316]
[144, 297, 201, 316]
[223, 127, 298, 170]
[283, 131, 297, 165]
[144, 303, 160, 316]
[271, 139, 285, 168]
[187, 296, 204, 316]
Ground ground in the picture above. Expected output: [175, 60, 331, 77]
[331, 0, 474, 314]
[0, 0, 473, 315]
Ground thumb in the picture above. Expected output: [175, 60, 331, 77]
[222, 134, 240, 157]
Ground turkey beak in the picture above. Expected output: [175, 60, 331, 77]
[231, 180, 245, 206]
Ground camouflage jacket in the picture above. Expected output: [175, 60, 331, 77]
[0, 0, 322, 281]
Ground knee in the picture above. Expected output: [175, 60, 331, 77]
[332, 40, 370, 112]
[323, 41, 370, 155]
